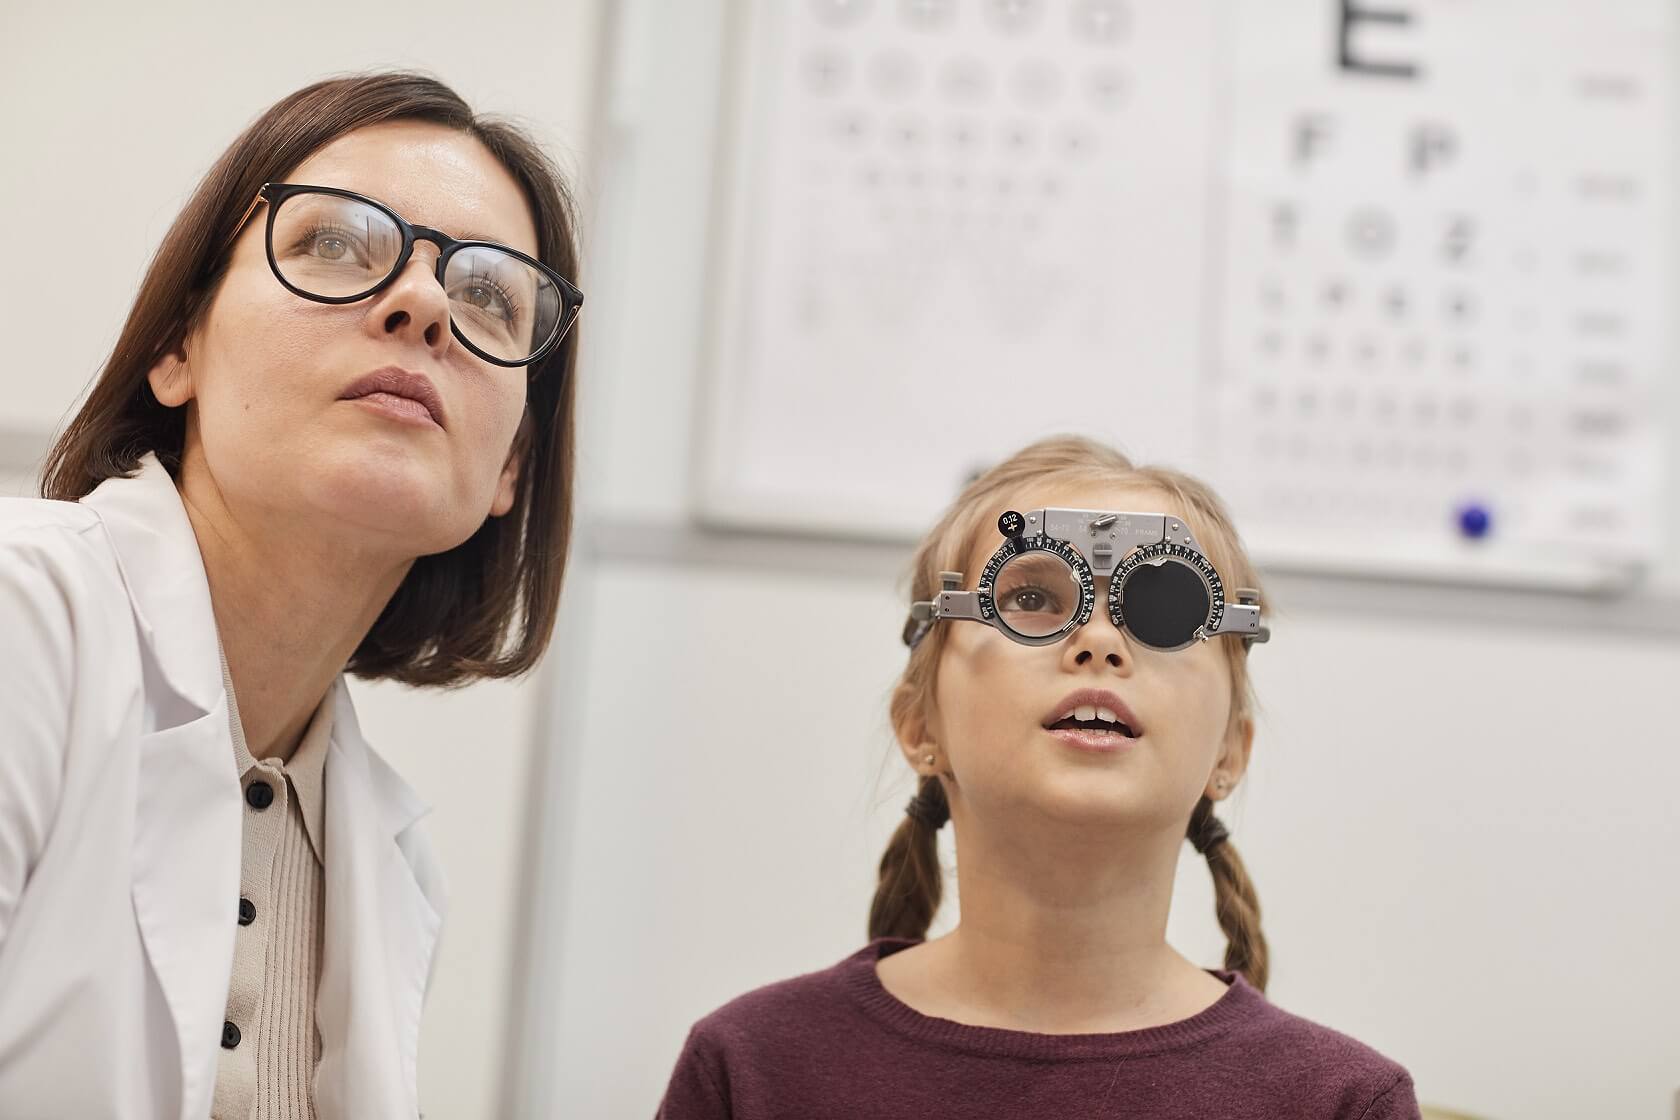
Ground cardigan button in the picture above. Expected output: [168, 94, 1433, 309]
[238, 897, 256, 926]
[221, 1021, 241, 1050]
[245, 780, 274, 810]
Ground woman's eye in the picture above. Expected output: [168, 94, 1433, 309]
[455, 277, 519, 324]
[462, 283, 503, 313]
[295, 226, 367, 265]
[313, 234, 351, 260]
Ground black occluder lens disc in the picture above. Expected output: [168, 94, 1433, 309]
[1120, 561, 1210, 649]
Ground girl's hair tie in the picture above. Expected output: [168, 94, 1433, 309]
[1191, 815, 1230, 855]
[904, 787, 950, 831]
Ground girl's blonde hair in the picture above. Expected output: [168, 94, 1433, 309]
[868, 435, 1271, 991]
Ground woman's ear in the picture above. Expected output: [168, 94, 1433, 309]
[489, 412, 533, 518]
[146, 346, 193, 408]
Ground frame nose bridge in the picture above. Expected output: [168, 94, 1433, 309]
[410, 223, 456, 252]
[1087, 538, 1119, 578]
[406, 224, 458, 274]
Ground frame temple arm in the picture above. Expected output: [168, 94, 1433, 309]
[1207, 587, 1269, 646]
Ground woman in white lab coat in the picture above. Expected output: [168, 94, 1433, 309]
[0, 72, 582, 1119]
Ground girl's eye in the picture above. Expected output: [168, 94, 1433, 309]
[1007, 587, 1052, 612]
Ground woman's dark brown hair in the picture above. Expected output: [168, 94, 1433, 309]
[867, 435, 1271, 992]
[40, 71, 581, 687]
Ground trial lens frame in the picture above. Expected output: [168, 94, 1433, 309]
[903, 507, 1270, 651]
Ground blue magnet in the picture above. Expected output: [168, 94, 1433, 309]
[1457, 503, 1492, 540]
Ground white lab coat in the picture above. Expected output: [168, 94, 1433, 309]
[0, 452, 446, 1119]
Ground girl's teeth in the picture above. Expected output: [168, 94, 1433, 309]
[1074, 705, 1096, 721]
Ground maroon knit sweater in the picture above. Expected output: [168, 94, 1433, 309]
[657, 939, 1420, 1120]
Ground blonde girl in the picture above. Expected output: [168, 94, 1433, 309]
[658, 435, 1418, 1120]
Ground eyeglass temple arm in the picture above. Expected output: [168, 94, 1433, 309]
[219, 190, 270, 258]
[902, 571, 983, 646]
[1206, 588, 1270, 646]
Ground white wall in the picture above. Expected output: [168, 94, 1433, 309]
[0, 4, 602, 1117]
[10, 3, 1680, 1118]
[529, 2, 1680, 1117]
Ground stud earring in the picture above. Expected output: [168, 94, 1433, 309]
[923, 754, 936, 767]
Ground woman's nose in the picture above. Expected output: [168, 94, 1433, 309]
[367, 255, 452, 358]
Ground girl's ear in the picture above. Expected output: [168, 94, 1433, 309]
[891, 691, 941, 772]
[1207, 714, 1254, 801]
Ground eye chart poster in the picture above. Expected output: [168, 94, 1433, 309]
[1206, 0, 1673, 586]
[699, 0, 1674, 589]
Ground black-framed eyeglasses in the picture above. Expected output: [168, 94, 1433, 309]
[227, 182, 583, 369]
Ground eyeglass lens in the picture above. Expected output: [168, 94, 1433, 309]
[1115, 560, 1212, 649]
[992, 551, 1082, 639]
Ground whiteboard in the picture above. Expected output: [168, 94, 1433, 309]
[697, 0, 1678, 591]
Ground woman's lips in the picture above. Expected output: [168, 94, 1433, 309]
[339, 365, 446, 428]
[347, 391, 442, 430]
[1046, 727, 1140, 754]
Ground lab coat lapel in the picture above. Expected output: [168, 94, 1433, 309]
[81, 452, 225, 715]
[315, 679, 442, 1120]
[131, 701, 243, 1119]
[85, 452, 242, 1119]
